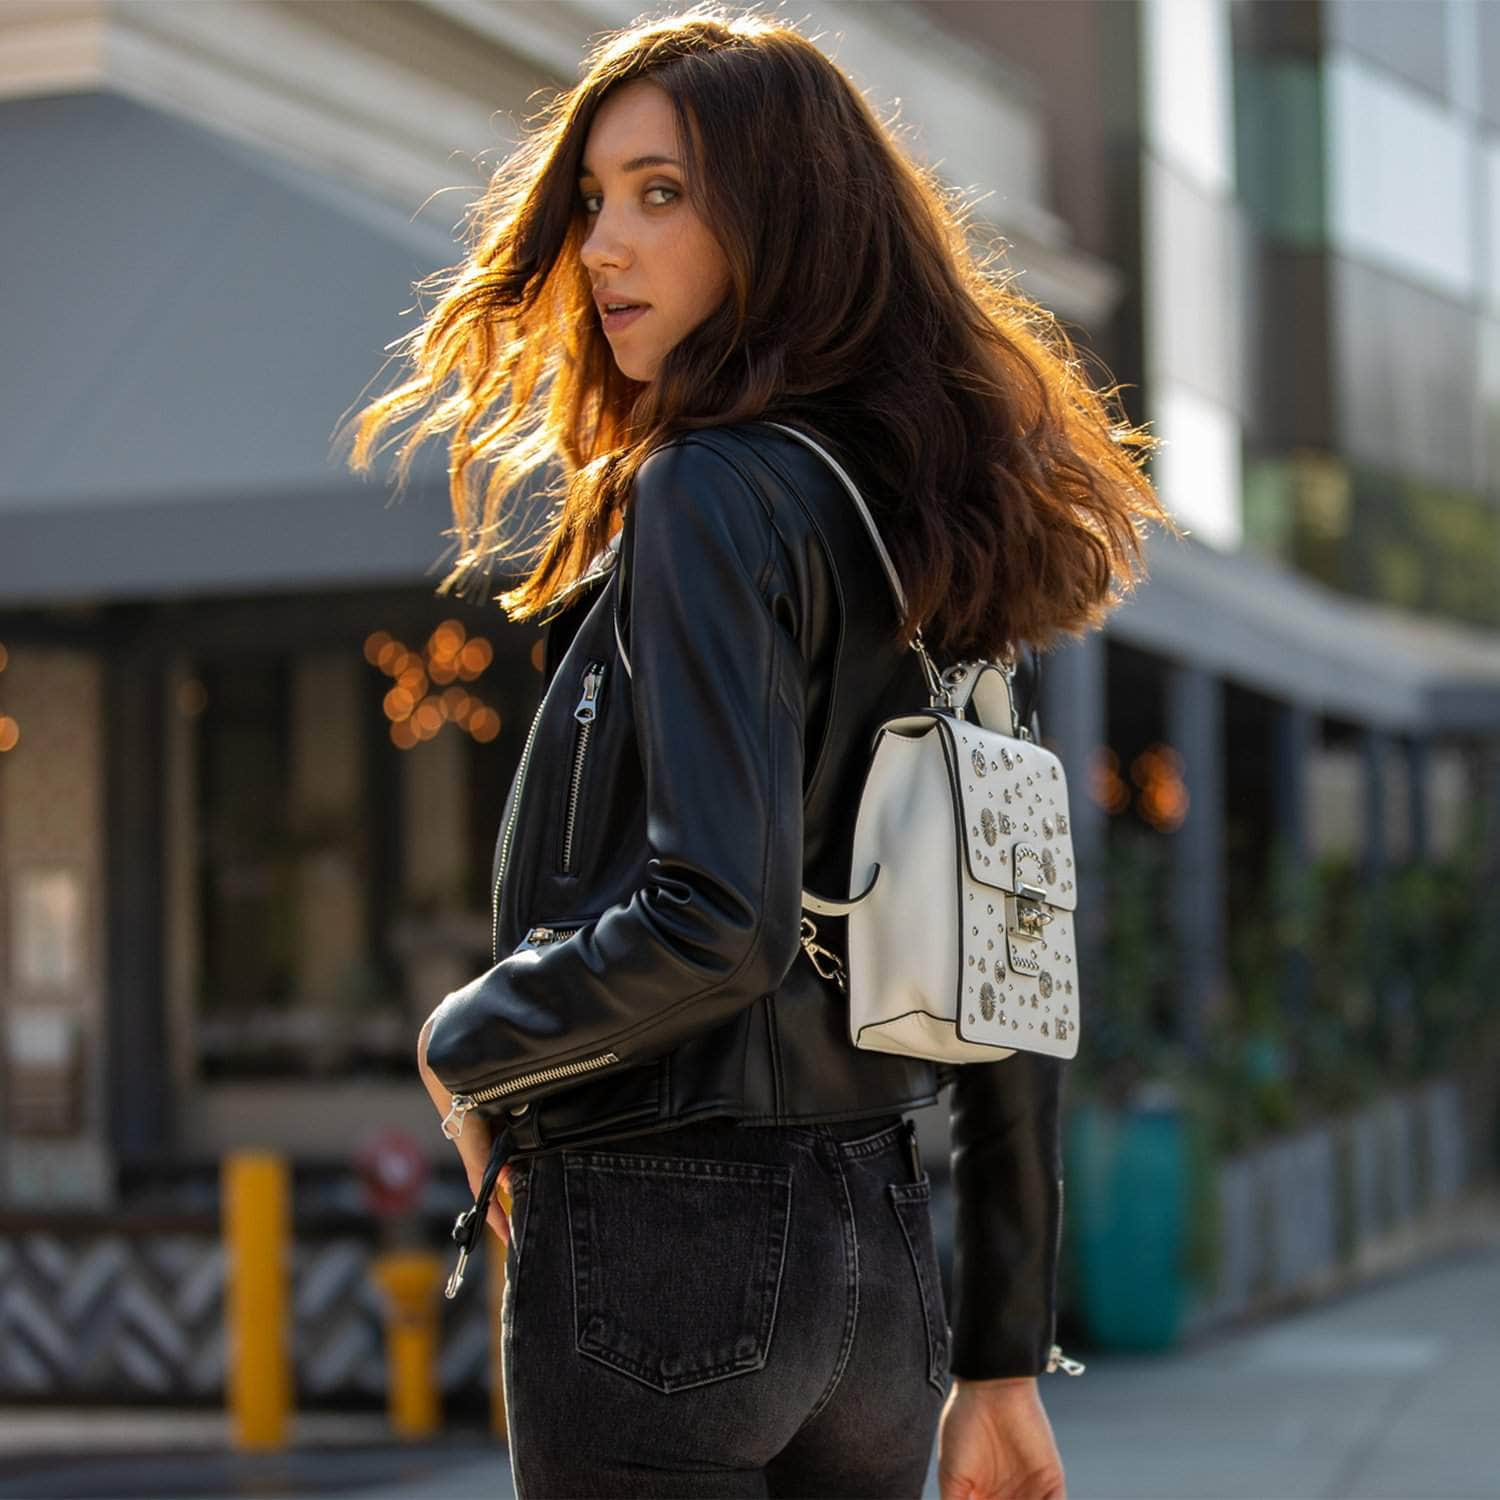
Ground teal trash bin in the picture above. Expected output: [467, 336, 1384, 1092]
[1066, 1086, 1188, 1350]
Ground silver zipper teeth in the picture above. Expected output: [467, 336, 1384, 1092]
[523, 924, 586, 945]
[1050, 1174, 1065, 1354]
[561, 663, 604, 874]
[466, 1050, 620, 1103]
[560, 723, 593, 872]
[491, 689, 551, 964]
[441, 923, 595, 1138]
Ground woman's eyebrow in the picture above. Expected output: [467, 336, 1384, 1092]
[578, 154, 683, 177]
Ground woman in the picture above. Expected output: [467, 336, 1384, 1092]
[345, 8, 1171, 1497]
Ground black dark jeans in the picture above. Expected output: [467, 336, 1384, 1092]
[500, 1112, 950, 1498]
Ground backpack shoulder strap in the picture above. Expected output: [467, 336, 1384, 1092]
[761, 420, 910, 621]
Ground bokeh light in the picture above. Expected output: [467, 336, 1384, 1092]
[177, 678, 208, 718]
[368, 622, 499, 748]
[1090, 747, 1130, 814]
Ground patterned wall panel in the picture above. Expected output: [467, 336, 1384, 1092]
[0, 1229, 495, 1403]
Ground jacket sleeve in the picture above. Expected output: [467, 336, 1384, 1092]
[947, 672, 1067, 1380]
[423, 438, 808, 1106]
[948, 1051, 1066, 1378]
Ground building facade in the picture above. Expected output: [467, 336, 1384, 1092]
[1, 0, 1498, 1398]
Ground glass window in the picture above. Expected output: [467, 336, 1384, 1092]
[1144, 0, 1235, 193]
[1326, 53, 1476, 300]
[1233, 57, 1326, 247]
[177, 597, 531, 1080]
[1149, 380, 1245, 551]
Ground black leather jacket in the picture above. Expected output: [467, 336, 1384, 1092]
[427, 419, 1066, 1379]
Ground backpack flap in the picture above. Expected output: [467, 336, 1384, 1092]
[937, 716, 1080, 1059]
[839, 712, 1015, 1063]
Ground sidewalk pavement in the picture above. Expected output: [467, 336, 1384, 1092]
[3, 1228, 1498, 1500]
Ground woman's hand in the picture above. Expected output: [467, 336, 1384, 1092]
[937, 1376, 1066, 1500]
[417, 1018, 514, 1248]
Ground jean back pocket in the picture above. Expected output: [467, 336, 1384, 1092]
[564, 1151, 793, 1393]
[888, 1177, 951, 1392]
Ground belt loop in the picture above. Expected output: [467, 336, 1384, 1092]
[904, 1117, 923, 1183]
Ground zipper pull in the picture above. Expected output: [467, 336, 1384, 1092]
[441, 1095, 475, 1141]
[574, 664, 604, 723]
[1045, 1343, 1086, 1376]
[444, 1126, 514, 1299]
[444, 1234, 473, 1299]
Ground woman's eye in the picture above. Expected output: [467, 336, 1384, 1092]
[578, 184, 677, 215]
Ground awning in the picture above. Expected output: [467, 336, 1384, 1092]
[0, 89, 523, 600]
[1114, 531, 1500, 734]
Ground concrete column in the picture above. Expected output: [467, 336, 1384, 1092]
[106, 643, 171, 1162]
[1404, 737, 1429, 865]
[1166, 662, 1227, 1054]
[1361, 729, 1389, 883]
[1360, 728, 1394, 1049]
[1272, 704, 1313, 861]
[1038, 635, 1108, 996]
[1273, 703, 1314, 1024]
[1486, 745, 1500, 881]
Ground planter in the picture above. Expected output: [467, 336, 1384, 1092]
[1065, 1088, 1189, 1351]
[1180, 1076, 1478, 1336]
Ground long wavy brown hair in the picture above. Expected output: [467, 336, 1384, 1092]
[339, 3, 1177, 660]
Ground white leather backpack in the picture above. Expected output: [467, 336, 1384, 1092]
[766, 421, 1081, 1066]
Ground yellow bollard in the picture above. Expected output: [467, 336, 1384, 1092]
[222, 1151, 291, 1450]
[371, 1251, 444, 1438]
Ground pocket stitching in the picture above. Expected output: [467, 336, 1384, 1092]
[510, 1163, 534, 1262]
[565, 1156, 793, 1393]
[887, 1181, 950, 1393]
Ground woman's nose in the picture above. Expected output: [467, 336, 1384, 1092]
[580, 214, 630, 274]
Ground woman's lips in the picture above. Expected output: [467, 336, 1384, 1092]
[601, 302, 650, 333]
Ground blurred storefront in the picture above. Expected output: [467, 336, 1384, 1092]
[0, 3, 562, 1204]
[2, 0, 1499, 1400]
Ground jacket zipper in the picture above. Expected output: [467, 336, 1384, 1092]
[520, 922, 588, 946]
[442, 1048, 620, 1139]
[560, 662, 605, 874]
[490, 683, 552, 965]
[443, 922, 609, 1140]
[1042, 1174, 1084, 1374]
